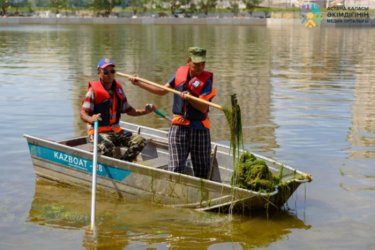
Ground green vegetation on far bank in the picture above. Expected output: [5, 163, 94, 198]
[0, 0, 308, 18]
[2, 1, 373, 20]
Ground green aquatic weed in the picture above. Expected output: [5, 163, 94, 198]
[223, 94, 243, 165]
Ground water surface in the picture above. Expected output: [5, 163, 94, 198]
[0, 24, 374, 249]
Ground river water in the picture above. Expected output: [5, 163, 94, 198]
[0, 24, 374, 249]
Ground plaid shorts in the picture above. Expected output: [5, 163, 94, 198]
[90, 130, 146, 162]
[168, 125, 211, 178]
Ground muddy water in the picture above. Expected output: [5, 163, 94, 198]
[0, 24, 374, 249]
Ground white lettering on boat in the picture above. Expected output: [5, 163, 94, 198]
[98, 164, 103, 172]
[53, 151, 88, 170]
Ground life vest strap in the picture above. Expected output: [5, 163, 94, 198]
[171, 115, 190, 126]
[88, 124, 122, 135]
[171, 115, 210, 129]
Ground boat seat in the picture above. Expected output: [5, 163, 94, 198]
[208, 145, 221, 182]
[75, 143, 93, 152]
[142, 157, 169, 169]
[74, 143, 127, 158]
[140, 139, 158, 160]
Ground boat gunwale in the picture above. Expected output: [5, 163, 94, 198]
[122, 121, 312, 179]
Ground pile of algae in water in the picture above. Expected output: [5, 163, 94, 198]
[231, 151, 279, 192]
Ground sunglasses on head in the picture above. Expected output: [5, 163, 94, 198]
[102, 69, 116, 75]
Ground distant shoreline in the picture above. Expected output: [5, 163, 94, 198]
[0, 16, 268, 25]
[1, 16, 374, 27]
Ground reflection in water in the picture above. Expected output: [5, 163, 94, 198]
[28, 179, 310, 249]
[342, 30, 375, 192]
[2, 24, 375, 248]
[266, 26, 375, 193]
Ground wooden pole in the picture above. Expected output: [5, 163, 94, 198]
[117, 72, 224, 111]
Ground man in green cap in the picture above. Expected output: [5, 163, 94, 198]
[188, 47, 206, 63]
[129, 47, 216, 179]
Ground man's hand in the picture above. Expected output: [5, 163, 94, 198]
[90, 113, 102, 124]
[179, 91, 190, 100]
[128, 75, 139, 86]
[145, 104, 156, 114]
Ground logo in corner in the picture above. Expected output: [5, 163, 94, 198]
[301, 3, 323, 28]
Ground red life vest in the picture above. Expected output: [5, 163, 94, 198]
[171, 66, 215, 129]
[87, 80, 125, 135]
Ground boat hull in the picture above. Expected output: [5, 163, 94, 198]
[25, 122, 311, 213]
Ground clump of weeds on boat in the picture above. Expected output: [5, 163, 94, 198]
[232, 151, 311, 193]
[231, 151, 280, 192]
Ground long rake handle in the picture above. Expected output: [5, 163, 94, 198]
[117, 72, 224, 111]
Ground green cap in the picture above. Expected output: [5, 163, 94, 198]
[188, 47, 206, 63]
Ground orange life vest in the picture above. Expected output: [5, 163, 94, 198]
[87, 80, 125, 135]
[171, 66, 215, 129]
